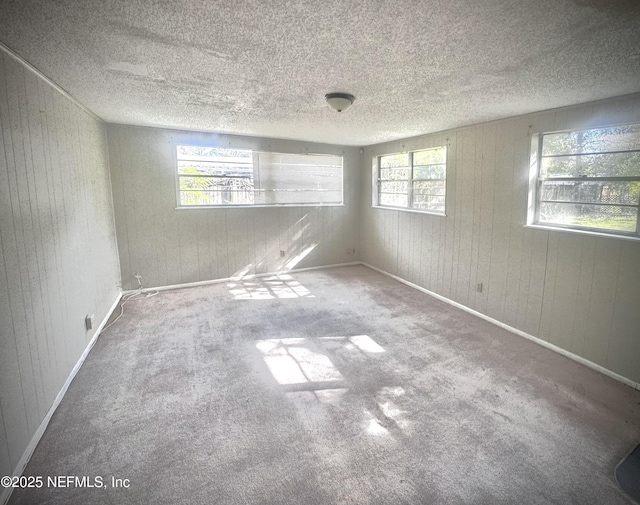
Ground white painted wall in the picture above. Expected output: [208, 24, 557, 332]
[107, 125, 361, 291]
[0, 51, 121, 476]
[361, 94, 640, 384]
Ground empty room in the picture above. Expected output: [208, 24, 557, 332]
[1, 1, 640, 504]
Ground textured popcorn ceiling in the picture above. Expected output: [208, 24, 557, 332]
[1, 0, 639, 146]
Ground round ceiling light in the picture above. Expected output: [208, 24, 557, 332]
[325, 92, 355, 113]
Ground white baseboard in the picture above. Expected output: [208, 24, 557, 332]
[1, 292, 122, 505]
[123, 261, 363, 295]
[361, 262, 640, 392]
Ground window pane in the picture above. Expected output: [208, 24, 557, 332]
[540, 152, 640, 178]
[380, 153, 409, 168]
[542, 125, 640, 156]
[180, 189, 255, 206]
[379, 193, 408, 207]
[413, 180, 445, 195]
[380, 181, 408, 194]
[180, 191, 214, 206]
[539, 202, 637, 232]
[178, 146, 255, 206]
[413, 164, 446, 180]
[380, 168, 410, 180]
[413, 194, 445, 213]
[179, 175, 255, 206]
[177, 145, 252, 161]
[540, 180, 640, 206]
[178, 160, 253, 176]
[179, 176, 253, 190]
[413, 148, 446, 165]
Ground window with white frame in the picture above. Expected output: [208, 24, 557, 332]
[529, 124, 640, 238]
[375, 146, 447, 214]
[176, 145, 343, 207]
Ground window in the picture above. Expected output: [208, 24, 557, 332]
[529, 124, 640, 238]
[375, 146, 446, 214]
[176, 145, 343, 207]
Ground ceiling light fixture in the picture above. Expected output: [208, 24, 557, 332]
[325, 92, 355, 113]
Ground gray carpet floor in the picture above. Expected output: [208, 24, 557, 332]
[9, 265, 640, 504]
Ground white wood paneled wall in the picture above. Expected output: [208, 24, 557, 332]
[361, 94, 640, 384]
[107, 125, 361, 291]
[0, 51, 120, 475]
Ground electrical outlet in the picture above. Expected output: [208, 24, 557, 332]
[476, 282, 483, 293]
[280, 250, 286, 257]
[85, 314, 94, 331]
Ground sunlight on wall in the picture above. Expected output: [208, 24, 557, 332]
[283, 244, 317, 271]
[228, 215, 318, 278]
[230, 264, 253, 280]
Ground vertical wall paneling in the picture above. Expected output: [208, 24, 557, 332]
[484, 121, 512, 322]
[547, 234, 582, 350]
[608, 241, 640, 380]
[361, 93, 640, 385]
[569, 236, 596, 356]
[583, 239, 621, 365]
[522, 228, 548, 337]
[0, 62, 31, 464]
[39, 79, 67, 382]
[24, 67, 58, 402]
[538, 231, 559, 342]
[468, 126, 483, 311]
[503, 118, 529, 328]
[0, 48, 120, 477]
[442, 134, 457, 299]
[455, 128, 476, 307]
[107, 127, 130, 286]
[474, 123, 496, 315]
[4, 54, 45, 432]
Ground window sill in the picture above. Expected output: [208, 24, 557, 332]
[524, 223, 640, 242]
[175, 203, 345, 210]
[372, 205, 446, 217]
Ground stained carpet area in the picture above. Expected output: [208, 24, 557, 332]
[616, 443, 640, 503]
[9, 265, 640, 504]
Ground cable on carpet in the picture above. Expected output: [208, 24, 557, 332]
[102, 274, 159, 333]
